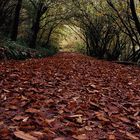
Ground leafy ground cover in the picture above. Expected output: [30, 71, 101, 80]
[0, 38, 58, 60]
[0, 52, 140, 140]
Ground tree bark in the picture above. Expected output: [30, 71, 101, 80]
[130, 0, 140, 36]
[28, 2, 47, 48]
[11, 0, 22, 41]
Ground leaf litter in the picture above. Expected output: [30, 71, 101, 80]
[0, 52, 140, 139]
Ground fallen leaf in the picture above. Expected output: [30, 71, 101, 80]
[53, 137, 65, 140]
[136, 121, 140, 129]
[1, 94, 7, 100]
[89, 84, 96, 88]
[67, 101, 77, 109]
[76, 116, 83, 124]
[21, 95, 28, 101]
[3, 89, 10, 93]
[58, 110, 64, 114]
[73, 134, 87, 140]
[25, 108, 40, 113]
[69, 114, 83, 118]
[108, 133, 116, 140]
[89, 101, 100, 110]
[9, 105, 18, 110]
[8, 125, 18, 129]
[57, 89, 63, 92]
[45, 118, 55, 125]
[23, 117, 29, 122]
[14, 131, 38, 140]
[13, 116, 29, 121]
[118, 116, 131, 123]
[73, 96, 79, 101]
[126, 132, 139, 140]
[85, 126, 92, 131]
[134, 111, 140, 117]
[30, 131, 44, 138]
[95, 112, 109, 122]
[0, 121, 4, 126]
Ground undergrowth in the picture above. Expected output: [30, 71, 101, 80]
[0, 37, 58, 60]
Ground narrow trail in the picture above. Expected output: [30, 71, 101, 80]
[0, 52, 140, 140]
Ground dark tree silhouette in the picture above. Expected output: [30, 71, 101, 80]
[11, 0, 22, 41]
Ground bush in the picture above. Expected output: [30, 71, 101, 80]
[0, 38, 58, 60]
[36, 41, 59, 58]
[74, 42, 86, 54]
[43, 42, 59, 56]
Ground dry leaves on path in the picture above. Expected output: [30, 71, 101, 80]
[0, 52, 140, 139]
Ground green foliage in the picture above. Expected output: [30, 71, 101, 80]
[36, 42, 59, 58]
[46, 42, 59, 56]
[0, 37, 58, 60]
[1, 39, 28, 60]
[0, 0, 140, 63]
[72, 42, 86, 54]
[71, 0, 140, 62]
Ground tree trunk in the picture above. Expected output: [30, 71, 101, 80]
[11, 0, 22, 41]
[28, 2, 44, 48]
[45, 26, 54, 47]
[29, 15, 40, 48]
[130, 0, 140, 36]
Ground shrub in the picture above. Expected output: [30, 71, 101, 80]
[74, 42, 86, 54]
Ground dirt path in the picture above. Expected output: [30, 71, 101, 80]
[0, 52, 140, 140]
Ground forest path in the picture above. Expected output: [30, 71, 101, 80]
[0, 52, 140, 139]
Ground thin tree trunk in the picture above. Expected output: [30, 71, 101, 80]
[11, 0, 22, 41]
[28, 2, 43, 48]
[45, 25, 56, 47]
[130, 0, 140, 36]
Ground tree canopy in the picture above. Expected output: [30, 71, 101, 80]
[0, 0, 140, 63]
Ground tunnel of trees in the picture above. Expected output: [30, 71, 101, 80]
[0, 0, 140, 63]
